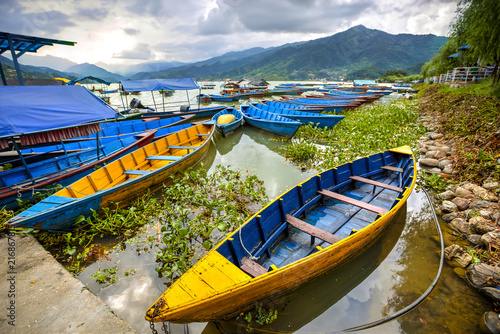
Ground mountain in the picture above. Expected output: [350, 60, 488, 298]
[0, 55, 78, 80]
[65, 63, 124, 82]
[15, 54, 78, 72]
[130, 46, 283, 80]
[135, 25, 446, 80]
[96, 60, 187, 77]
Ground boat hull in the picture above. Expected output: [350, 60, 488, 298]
[6, 125, 213, 232]
[211, 107, 243, 138]
[240, 105, 301, 138]
[146, 147, 416, 323]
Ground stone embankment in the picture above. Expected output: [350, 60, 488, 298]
[418, 115, 500, 333]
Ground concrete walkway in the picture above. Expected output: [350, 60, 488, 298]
[0, 233, 137, 334]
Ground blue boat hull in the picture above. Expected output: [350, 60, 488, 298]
[211, 107, 243, 137]
[240, 105, 301, 138]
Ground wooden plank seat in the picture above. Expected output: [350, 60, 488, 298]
[241, 257, 268, 278]
[349, 175, 403, 192]
[318, 189, 388, 215]
[124, 170, 150, 175]
[381, 165, 403, 173]
[286, 214, 341, 245]
[146, 155, 182, 161]
[197, 133, 210, 137]
[168, 145, 197, 150]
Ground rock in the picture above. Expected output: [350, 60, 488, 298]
[463, 183, 477, 191]
[467, 234, 482, 246]
[493, 213, 500, 223]
[455, 187, 473, 198]
[430, 167, 443, 174]
[442, 200, 458, 213]
[442, 212, 458, 222]
[427, 145, 441, 151]
[470, 200, 494, 209]
[483, 181, 499, 191]
[480, 232, 500, 248]
[435, 148, 449, 159]
[419, 136, 429, 141]
[428, 132, 444, 140]
[425, 151, 438, 158]
[464, 194, 477, 201]
[480, 311, 500, 334]
[466, 263, 500, 289]
[420, 158, 440, 167]
[470, 216, 495, 234]
[480, 210, 493, 220]
[473, 186, 498, 202]
[444, 244, 472, 268]
[438, 159, 452, 169]
[438, 190, 455, 200]
[452, 197, 470, 211]
[450, 217, 474, 234]
[480, 287, 500, 303]
[442, 166, 454, 175]
[419, 147, 427, 154]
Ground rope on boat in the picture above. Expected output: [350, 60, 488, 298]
[239, 221, 259, 261]
[342, 188, 445, 332]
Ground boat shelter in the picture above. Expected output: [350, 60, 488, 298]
[0, 31, 76, 86]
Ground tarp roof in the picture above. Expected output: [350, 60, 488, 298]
[120, 78, 199, 92]
[0, 31, 76, 55]
[458, 44, 471, 50]
[67, 76, 110, 85]
[449, 53, 461, 58]
[0, 85, 116, 139]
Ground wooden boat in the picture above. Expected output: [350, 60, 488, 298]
[210, 94, 239, 102]
[240, 105, 302, 138]
[141, 106, 226, 119]
[249, 103, 344, 128]
[210, 107, 243, 137]
[5, 123, 214, 232]
[0, 132, 155, 211]
[264, 101, 324, 112]
[197, 94, 211, 103]
[145, 146, 416, 323]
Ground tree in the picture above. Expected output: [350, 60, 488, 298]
[451, 0, 500, 83]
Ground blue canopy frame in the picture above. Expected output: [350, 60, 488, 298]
[120, 78, 199, 92]
[0, 31, 76, 86]
[67, 76, 111, 86]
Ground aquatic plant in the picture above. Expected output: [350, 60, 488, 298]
[285, 100, 427, 170]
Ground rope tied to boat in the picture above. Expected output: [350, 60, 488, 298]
[239, 220, 259, 261]
[342, 188, 445, 332]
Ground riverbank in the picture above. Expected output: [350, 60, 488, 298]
[0, 232, 136, 333]
[415, 82, 500, 333]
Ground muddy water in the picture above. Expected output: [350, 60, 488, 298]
[76, 91, 491, 333]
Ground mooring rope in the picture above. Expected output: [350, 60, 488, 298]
[342, 188, 445, 332]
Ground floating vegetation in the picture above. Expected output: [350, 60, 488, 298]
[33, 165, 268, 280]
[92, 268, 119, 286]
[285, 100, 427, 170]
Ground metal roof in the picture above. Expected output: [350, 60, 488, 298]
[0, 31, 76, 55]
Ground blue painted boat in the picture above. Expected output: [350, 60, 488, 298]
[210, 107, 243, 137]
[240, 105, 301, 138]
[145, 147, 416, 323]
[249, 103, 344, 128]
[210, 94, 239, 102]
[5, 124, 214, 232]
[264, 101, 324, 112]
[141, 106, 226, 119]
[0, 131, 155, 211]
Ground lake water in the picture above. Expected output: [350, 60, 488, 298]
[75, 85, 490, 333]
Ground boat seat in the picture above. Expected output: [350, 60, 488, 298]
[240, 257, 268, 278]
[197, 133, 209, 137]
[124, 170, 150, 175]
[286, 214, 341, 245]
[168, 145, 197, 151]
[318, 189, 388, 215]
[381, 165, 403, 173]
[146, 155, 182, 161]
[349, 175, 403, 192]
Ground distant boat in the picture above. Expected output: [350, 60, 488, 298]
[240, 104, 301, 138]
[0, 131, 155, 211]
[145, 146, 416, 323]
[5, 123, 214, 232]
[210, 94, 239, 102]
[249, 102, 344, 128]
[210, 107, 243, 137]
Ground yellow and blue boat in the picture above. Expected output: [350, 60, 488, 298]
[146, 146, 416, 323]
[5, 123, 214, 232]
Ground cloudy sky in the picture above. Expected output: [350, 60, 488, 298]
[1, 0, 459, 67]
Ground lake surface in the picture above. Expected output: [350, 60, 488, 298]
[76, 85, 490, 333]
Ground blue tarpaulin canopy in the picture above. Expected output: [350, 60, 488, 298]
[449, 53, 461, 58]
[121, 78, 199, 92]
[458, 44, 471, 50]
[0, 85, 116, 139]
[67, 76, 111, 86]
